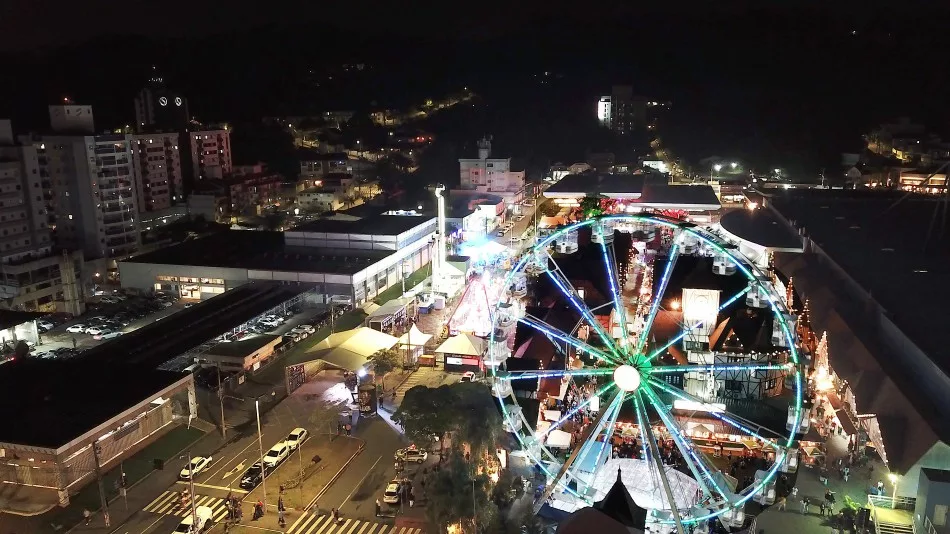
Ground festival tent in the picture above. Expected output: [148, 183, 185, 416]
[434, 333, 486, 356]
[309, 327, 398, 371]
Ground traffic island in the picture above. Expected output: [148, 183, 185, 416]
[241, 434, 364, 512]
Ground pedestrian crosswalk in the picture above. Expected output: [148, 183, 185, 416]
[287, 513, 423, 534]
[143, 490, 230, 522]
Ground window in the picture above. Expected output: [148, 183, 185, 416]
[935, 505, 948, 526]
[766, 378, 777, 389]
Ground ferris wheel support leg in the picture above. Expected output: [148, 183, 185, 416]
[532, 389, 622, 515]
[635, 389, 688, 534]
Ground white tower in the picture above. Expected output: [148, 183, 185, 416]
[477, 137, 491, 160]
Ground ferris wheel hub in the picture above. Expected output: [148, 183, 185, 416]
[613, 364, 642, 392]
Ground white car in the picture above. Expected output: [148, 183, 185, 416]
[66, 324, 86, 333]
[383, 481, 401, 504]
[460, 371, 476, 382]
[95, 331, 124, 340]
[179, 456, 213, 479]
[395, 448, 428, 463]
[85, 326, 107, 336]
[174, 505, 213, 533]
[285, 428, 309, 451]
[37, 320, 55, 331]
[262, 442, 290, 468]
[297, 324, 316, 334]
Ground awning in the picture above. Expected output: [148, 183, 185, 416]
[312, 347, 368, 372]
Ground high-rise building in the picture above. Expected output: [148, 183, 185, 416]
[20, 105, 141, 260]
[0, 120, 84, 312]
[134, 68, 190, 132]
[596, 86, 648, 134]
[183, 129, 232, 185]
[131, 132, 183, 212]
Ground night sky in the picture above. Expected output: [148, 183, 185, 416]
[3, 1, 950, 174]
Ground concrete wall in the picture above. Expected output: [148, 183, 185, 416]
[916, 467, 950, 533]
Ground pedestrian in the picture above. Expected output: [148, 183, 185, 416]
[820, 501, 826, 516]
[777, 497, 787, 511]
[791, 486, 799, 498]
[877, 480, 885, 494]
[83, 509, 92, 525]
[375, 499, 381, 517]
[278, 508, 286, 527]
[72, 337, 77, 349]
[801, 497, 808, 514]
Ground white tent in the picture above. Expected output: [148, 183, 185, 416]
[434, 333, 485, 356]
[546, 429, 572, 449]
[309, 327, 398, 371]
[396, 324, 432, 347]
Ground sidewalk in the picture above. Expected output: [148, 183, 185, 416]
[756, 430, 885, 534]
[0, 424, 214, 534]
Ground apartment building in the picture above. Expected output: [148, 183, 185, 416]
[20, 106, 141, 261]
[0, 120, 84, 312]
[131, 132, 183, 212]
[185, 129, 232, 183]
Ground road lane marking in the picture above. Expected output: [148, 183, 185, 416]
[337, 455, 382, 509]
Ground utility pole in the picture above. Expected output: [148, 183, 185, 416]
[255, 398, 268, 512]
[217, 364, 227, 439]
[183, 451, 198, 524]
[91, 441, 111, 527]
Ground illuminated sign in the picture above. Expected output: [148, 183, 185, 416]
[673, 399, 726, 413]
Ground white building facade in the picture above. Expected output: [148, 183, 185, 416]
[458, 138, 525, 206]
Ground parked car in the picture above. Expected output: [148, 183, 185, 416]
[460, 371, 476, 383]
[383, 481, 402, 504]
[95, 331, 123, 340]
[85, 326, 107, 336]
[285, 428, 309, 451]
[240, 462, 265, 490]
[37, 320, 55, 331]
[297, 324, 316, 334]
[66, 324, 86, 334]
[262, 442, 290, 468]
[395, 448, 428, 463]
[174, 505, 214, 533]
[179, 456, 213, 479]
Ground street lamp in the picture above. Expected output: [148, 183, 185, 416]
[888, 473, 899, 506]
[713, 164, 723, 172]
[254, 392, 276, 513]
[730, 162, 738, 169]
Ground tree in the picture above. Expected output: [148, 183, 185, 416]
[392, 385, 455, 451]
[370, 347, 402, 389]
[579, 194, 605, 219]
[537, 200, 561, 217]
[425, 451, 500, 534]
[451, 382, 502, 457]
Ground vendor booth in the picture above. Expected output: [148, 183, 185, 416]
[436, 333, 485, 373]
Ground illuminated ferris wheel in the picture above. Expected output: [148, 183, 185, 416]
[488, 215, 805, 533]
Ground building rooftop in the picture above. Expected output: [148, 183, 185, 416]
[544, 173, 653, 197]
[289, 214, 433, 236]
[123, 231, 392, 273]
[80, 282, 314, 370]
[297, 149, 347, 161]
[206, 335, 280, 357]
[719, 207, 803, 251]
[0, 359, 186, 449]
[0, 310, 47, 331]
[636, 184, 720, 209]
[769, 189, 950, 364]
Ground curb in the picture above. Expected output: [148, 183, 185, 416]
[304, 438, 367, 512]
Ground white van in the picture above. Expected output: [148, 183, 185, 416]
[174, 505, 213, 533]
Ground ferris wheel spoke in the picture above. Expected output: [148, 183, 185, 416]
[640, 286, 752, 365]
[534, 388, 622, 514]
[573, 392, 625, 490]
[502, 368, 615, 381]
[633, 390, 688, 534]
[650, 362, 791, 374]
[633, 236, 682, 358]
[539, 382, 616, 439]
[598, 230, 633, 352]
[543, 252, 623, 359]
[640, 385, 731, 506]
[519, 314, 620, 365]
[647, 377, 786, 444]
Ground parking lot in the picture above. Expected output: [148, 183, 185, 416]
[32, 291, 188, 359]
